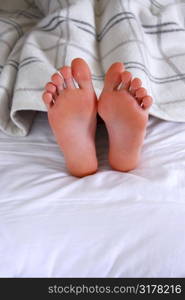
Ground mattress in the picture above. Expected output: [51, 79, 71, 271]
[0, 112, 185, 277]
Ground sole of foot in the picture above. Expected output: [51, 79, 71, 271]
[98, 62, 153, 172]
[42, 58, 98, 177]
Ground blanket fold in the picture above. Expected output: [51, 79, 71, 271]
[1, 0, 185, 136]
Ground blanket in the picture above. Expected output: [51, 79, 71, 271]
[1, 0, 185, 136]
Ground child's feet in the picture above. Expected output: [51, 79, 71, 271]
[42, 58, 98, 177]
[98, 62, 153, 172]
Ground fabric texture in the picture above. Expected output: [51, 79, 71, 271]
[1, 0, 185, 136]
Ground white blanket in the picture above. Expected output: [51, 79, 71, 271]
[1, 113, 185, 277]
[1, 0, 185, 136]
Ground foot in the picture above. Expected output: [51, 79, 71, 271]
[42, 58, 98, 177]
[98, 62, 153, 172]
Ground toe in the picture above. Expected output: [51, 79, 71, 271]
[103, 62, 124, 92]
[135, 87, 147, 105]
[72, 58, 93, 90]
[130, 78, 142, 96]
[59, 66, 75, 89]
[42, 92, 53, 109]
[51, 72, 64, 93]
[120, 71, 132, 90]
[45, 82, 57, 94]
[142, 96, 153, 110]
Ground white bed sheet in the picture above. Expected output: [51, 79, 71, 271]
[0, 112, 185, 277]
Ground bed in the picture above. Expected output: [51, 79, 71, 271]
[1, 112, 185, 277]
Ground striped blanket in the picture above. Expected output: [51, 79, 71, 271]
[1, 0, 185, 136]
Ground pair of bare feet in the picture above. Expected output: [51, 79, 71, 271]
[42, 58, 152, 177]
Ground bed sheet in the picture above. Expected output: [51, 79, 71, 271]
[0, 112, 185, 277]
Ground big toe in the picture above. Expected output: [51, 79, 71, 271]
[71, 58, 93, 90]
[103, 62, 124, 92]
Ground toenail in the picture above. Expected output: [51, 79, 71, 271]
[117, 82, 123, 89]
[57, 70, 63, 78]
[72, 78, 79, 88]
[57, 71, 67, 88]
